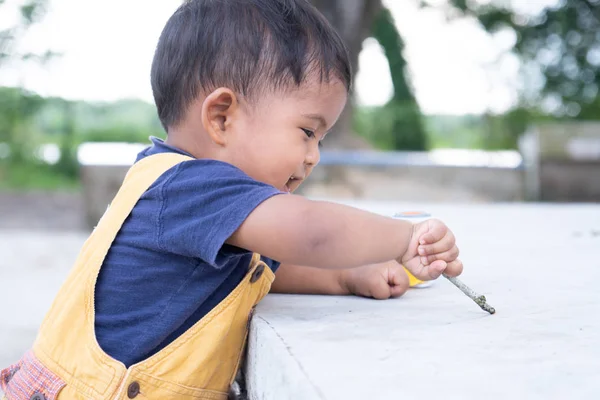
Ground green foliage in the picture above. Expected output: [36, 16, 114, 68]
[0, 0, 49, 66]
[353, 106, 385, 149]
[53, 100, 78, 178]
[0, 88, 164, 148]
[0, 85, 164, 190]
[0, 87, 46, 164]
[82, 126, 163, 144]
[35, 98, 164, 136]
[354, 102, 427, 151]
[437, 0, 600, 119]
[428, 108, 532, 151]
[425, 114, 485, 149]
[355, 106, 533, 151]
[0, 160, 78, 190]
[479, 109, 530, 150]
[380, 101, 428, 151]
[0, 0, 66, 189]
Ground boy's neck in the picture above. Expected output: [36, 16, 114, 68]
[165, 128, 213, 160]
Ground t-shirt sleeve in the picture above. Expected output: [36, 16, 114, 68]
[260, 255, 281, 273]
[154, 159, 284, 266]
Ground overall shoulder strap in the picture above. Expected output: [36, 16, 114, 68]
[91, 152, 194, 252]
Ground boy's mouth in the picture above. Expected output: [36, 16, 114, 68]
[285, 175, 303, 193]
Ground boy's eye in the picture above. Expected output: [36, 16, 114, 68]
[301, 128, 315, 138]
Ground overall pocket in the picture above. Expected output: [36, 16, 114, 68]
[1, 351, 66, 400]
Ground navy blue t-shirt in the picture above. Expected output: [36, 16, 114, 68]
[94, 137, 283, 367]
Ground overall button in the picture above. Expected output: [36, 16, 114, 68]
[250, 264, 265, 283]
[30, 393, 46, 400]
[127, 381, 140, 398]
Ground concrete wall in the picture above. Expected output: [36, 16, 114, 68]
[80, 165, 128, 228]
[77, 144, 525, 228]
[521, 122, 600, 202]
[539, 160, 600, 202]
[298, 164, 524, 203]
[78, 142, 144, 227]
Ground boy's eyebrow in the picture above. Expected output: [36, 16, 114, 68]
[301, 113, 327, 128]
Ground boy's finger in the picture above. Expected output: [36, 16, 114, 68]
[418, 220, 447, 245]
[418, 231, 455, 256]
[443, 259, 463, 277]
[389, 266, 409, 297]
[425, 245, 459, 264]
[426, 259, 447, 279]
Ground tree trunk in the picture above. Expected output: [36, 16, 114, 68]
[310, 0, 382, 149]
[371, 7, 428, 150]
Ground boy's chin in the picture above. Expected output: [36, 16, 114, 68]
[283, 185, 301, 194]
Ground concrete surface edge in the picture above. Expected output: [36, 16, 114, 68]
[245, 316, 323, 400]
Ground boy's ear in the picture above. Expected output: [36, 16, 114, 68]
[201, 88, 239, 146]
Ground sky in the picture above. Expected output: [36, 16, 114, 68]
[0, 0, 556, 115]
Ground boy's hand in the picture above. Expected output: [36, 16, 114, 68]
[399, 219, 463, 281]
[341, 261, 410, 300]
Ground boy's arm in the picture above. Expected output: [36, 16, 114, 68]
[228, 194, 461, 280]
[269, 263, 349, 295]
[270, 261, 411, 299]
[228, 195, 413, 269]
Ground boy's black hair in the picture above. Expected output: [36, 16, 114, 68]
[151, 0, 352, 130]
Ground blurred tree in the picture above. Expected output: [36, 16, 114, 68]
[0, 86, 45, 164]
[0, 0, 64, 168]
[310, 0, 383, 148]
[54, 99, 79, 178]
[0, 0, 53, 67]
[0, 0, 69, 172]
[436, 0, 600, 119]
[370, 6, 427, 150]
[311, 0, 428, 150]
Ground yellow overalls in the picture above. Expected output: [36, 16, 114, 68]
[1, 153, 274, 400]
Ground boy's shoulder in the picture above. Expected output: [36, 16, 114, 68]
[131, 137, 283, 266]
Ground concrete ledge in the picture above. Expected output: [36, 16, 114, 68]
[3, 203, 599, 399]
[246, 317, 323, 399]
[245, 202, 600, 400]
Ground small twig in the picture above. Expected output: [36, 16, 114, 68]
[444, 275, 496, 314]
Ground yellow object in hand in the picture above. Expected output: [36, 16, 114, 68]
[404, 267, 427, 287]
[394, 211, 435, 289]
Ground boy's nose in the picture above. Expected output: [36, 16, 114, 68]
[305, 144, 320, 166]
